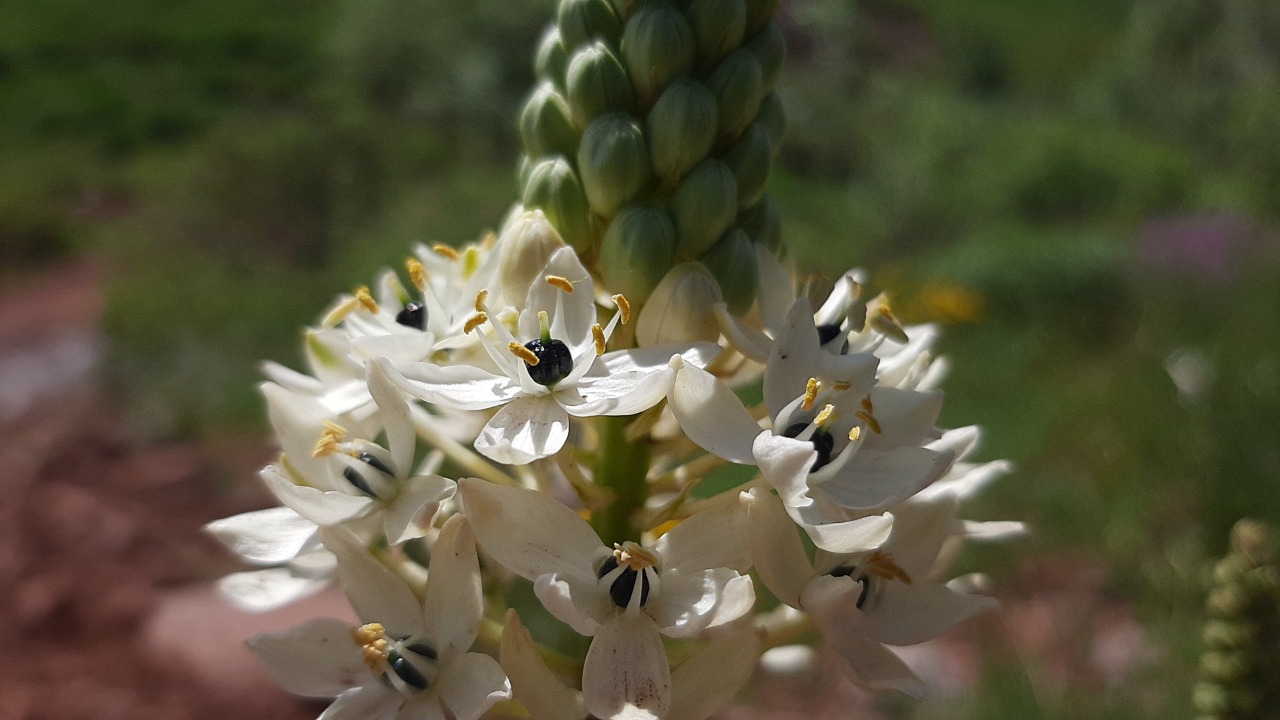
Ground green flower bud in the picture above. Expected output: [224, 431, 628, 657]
[1193, 681, 1230, 714]
[636, 262, 723, 347]
[599, 205, 677, 302]
[1200, 650, 1248, 683]
[557, 0, 623, 52]
[722, 122, 772, 207]
[743, 21, 785, 93]
[517, 156, 535, 189]
[743, 0, 779, 35]
[737, 193, 781, 253]
[646, 78, 717, 180]
[534, 25, 569, 90]
[520, 84, 579, 159]
[705, 49, 764, 140]
[497, 209, 568, 306]
[671, 159, 736, 257]
[700, 228, 757, 314]
[578, 113, 651, 219]
[686, 0, 746, 68]
[522, 157, 593, 251]
[620, 1, 696, 105]
[756, 91, 786, 151]
[1202, 619, 1252, 649]
[565, 42, 636, 130]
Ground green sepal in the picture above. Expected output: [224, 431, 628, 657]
[646, 78, 718, 181]
[557, 0, 623, 52]
[600, 205, 678, 302]
[722, 122, 772, 207]
[522, 157, 594, 251]
[686, 0, 746, 68]
[520, 84, 580, 159]
[743, 21, 785, 93]
[705, 49, 764, 141]
[566, 42, 636, 130]
[671, 158, 737, 257]
[620, 1, 696, 105]
[700, 228, 758, 314]
[577, 113, 652, 219]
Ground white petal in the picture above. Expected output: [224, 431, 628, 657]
[653, 499, 750, 572]
[261, 360, 325, 395]
[382, 475, 455, 545]
[882, 496, 961, 577]
[440, 652, 512, 720]
[262, 382, 344, 488]
[742, 485, 815, 608]
[396, 694, 446, 720]
[816, 447, 953, 511]
[422, 515, 483, 658]
[499, 610, 587, 720]
[647, 569, 754, 637]
[261, 465, 375, 526]
[205, 506, 319, 565]
[458, 477, 602, 584]
[667, 363, 760, 464]
[474, 395, 570, 464]
[763, 299, 821, 419]
[754, 245, 795, 332]
[800, 513, 895, 554]
[323, 527, 425, 637]
[583, 614, 672, 720]
[803, 576, 924, 699]
[861, 387, 943, 450]
[247, 617, 367, 697]
[380, 357, 521, 410]
[320, 687, 402, 720]
[520, 246, 595, 352]
[863, 584, 997, 646]
[752, 432, 818, 509]
[534, 574, 606, 635]
[367, 360, 417, 477]
[714, 304, 772, 363]
[668, 625, 761, 720]
[217, 566, 330, 612]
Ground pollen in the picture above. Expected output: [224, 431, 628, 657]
[352, 623, 390, 671]
[406, 258, 427, 291]
[431, 244, 459, 260]
[545, 275, 575, 293]
[612, 542, 658, 571]
[313, 421, 347, 457]
[813, 403, 837, 428]
[802, 378, 820, 411]
[463, 312, 488, 335]
[474, 289, 489, 312]
[592, 323, 606, 356]
[865, 552, 912, 584]
[612, 294, 631, 325]
[352, 622, 386, 646]
[848, 426, 861, 442]
[508, 341, 540, 366]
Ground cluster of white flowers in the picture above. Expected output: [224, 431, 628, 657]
[206, 209, 1020, 720]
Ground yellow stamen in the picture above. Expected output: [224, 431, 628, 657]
[848, 426, 862, 442]
[856, 395, 882, 434]
[865, 552, 912, 584]
[545, 275, 575, 293]
[481, 231, 497, 249]
[508, 341, 540, 366]
[463, 312, 488, 335]
[313, 421, 347, 457]
[592, 323, 606, 356]
[321, 297, 359, 327]
[813, 403, 836, 427]
[474, 290, 489, 312]
[352, 622, 386, 646]
[870, 303, 909, 343]
[613, 542, 659, 571]
[352, 623, 390, 671]
[354, 286, 379, 313]
[432, 243, 459, 260]
[406, 258, 426, 291]
[802, 378, 820, 411]
[612, 294, 631, 325]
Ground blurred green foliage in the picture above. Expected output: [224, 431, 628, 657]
[1, 0, 1278, 717]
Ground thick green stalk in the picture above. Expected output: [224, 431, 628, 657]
[592, 414, 650, 544]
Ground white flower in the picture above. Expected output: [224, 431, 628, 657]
[248, 517, 510, 720]
[459, 477, 754, 719]
[743, 485, 996, 698]
[381, 246, 719, 464]
[204, 506, 336, 611]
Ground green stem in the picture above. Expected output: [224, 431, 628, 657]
[592, 414, 650, 544]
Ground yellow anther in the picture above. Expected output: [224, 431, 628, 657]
[323, 420, 348, 436]
[856, 395, 882, 434]
[481, 231, 497, 249]
[463, 312, 488, 335]
[545, 275, 575, 293]
[865, 552, 912, 584]
[801, 378, 820, 411]
[870, 303, 909, 343]
[508, 341, 540, 366]
[861, 396, 874, 413]
[833, 380, 851, 392]
[432, 243, 459, 260]
[474, 290, 489, 312]
[354, 286, 379, 313]
[352, 622, 386, 646]
[592, 323, 606, 356]
[612, 542, 658, 571]
[612, 294, 631, 325]
[406, 258, 427, 291]
[313, 421, 347, 457]
[848, 426, 862, 442]
[813, 403, 836, 428]
[462, 246, 482, 278]
[352, 622, 390, 670]
[321, 297, 359, 328]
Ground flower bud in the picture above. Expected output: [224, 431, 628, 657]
[700, 228, 758, 314]
[517, 156, 534, 189]
[686, 0, 746, 67]
[722, 122, 772, 207]
[534, 25, 569, 90]
[636, 262, 723, 347]
[522, 157, 593, 251]
[565, 42, 636, 130]
[497, 210, 568, 306]
[620, 1, 696, 105]
[599, 205, 677, 302]
[646, 78, 717, 180]
[756, 91, 786, 150]
[577, 113, 651, 219]
[736, 193, 782, 253]
[557, 0, 623, 52]
[671, 159, 736, 257]
[519, 84, 579, 159]
[705, 49, 764, 141]
[743, 21, 785, 93]
[743, 0, 779, 35]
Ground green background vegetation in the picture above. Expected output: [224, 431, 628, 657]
[2, 0, 1277, 717]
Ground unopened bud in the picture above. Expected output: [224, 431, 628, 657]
[700, 228, 758, 314]
[646, 78, 717, 180]
[520, 84, 579, 159]
[743, 0, 779, 35]
[621, 1, 696, 105]
[687, 0, 747, 67]
[522, 157, 593, 251]
[1201, 619, 1252, 649]
[705, 49, 764, 141]
[600, 205, 677, 303]
[578, 113, 652, 219]
[722, 122, 772, 207]
[757, 91, 786, 151]
[497, 210, 568, 306]
[566, 42, 636, 130]
[736, 194, 782, 253]
[557, 0, 623, 52]
[743, 21, 785, 93]
[636, 262, 723, 347]
[671, 159, 737, 257]
[534, 25, 569, 90]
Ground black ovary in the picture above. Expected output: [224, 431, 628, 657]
[781, 422, 835, 472]
[395, 302, 425, 329]
[829, 565, 871, 608]
[597, 556, 652, 608]
[343, 467, 378, 498]
[524, 338, 574, 386]
[388, 649, 429, 689]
